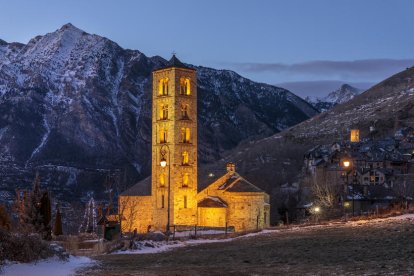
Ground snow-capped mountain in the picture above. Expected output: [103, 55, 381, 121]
[307, 84, 361, 112]
[0, 23, 317, 203]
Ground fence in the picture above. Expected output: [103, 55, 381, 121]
[172, 224, 235, 239]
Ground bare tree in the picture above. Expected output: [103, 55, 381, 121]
[305, 169, 341, 210]
[393, 175, 414, 209]
[118, 196, 139, 233]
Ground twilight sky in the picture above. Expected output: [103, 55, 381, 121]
[1, 0, 413, 98]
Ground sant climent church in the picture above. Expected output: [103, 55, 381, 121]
[119, 55, 270, 233]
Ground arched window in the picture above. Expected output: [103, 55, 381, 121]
[160, 173, 165, 187]
[181, 128, 185, 142]
[181, 127, 190, 143]
[185, 128, 191, 142]
[180, 78, 191, 95]
[182, 151, 189, 165]
[181, 104, 189, 119]
[182, 173, 189, 187]
[160, 128, 167, 143]
[159, 78, 169, 96]
[160, 104, 168, 120]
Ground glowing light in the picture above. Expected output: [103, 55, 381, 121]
[160, 158, 167, 167]
[350, 129, 360, 143]
[344, 202, 350, 208]
[314, 206, 321, 213]
[343, 160, 351, 168]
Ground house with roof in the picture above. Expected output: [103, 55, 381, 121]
[303, 129, 414, 214]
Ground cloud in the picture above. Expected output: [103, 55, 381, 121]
[234, 59, 414, 81]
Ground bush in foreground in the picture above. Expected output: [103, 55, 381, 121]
[0, 229, 54, 265]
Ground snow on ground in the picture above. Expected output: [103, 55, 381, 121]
[115, 213, 414, 255]
[115, 229, 280, 255]
[347, 213, 414, 226]
[2, 256, 94, 276]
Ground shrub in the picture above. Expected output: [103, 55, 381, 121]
[0, 229, 54, 265]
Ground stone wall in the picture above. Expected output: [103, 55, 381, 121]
[119, 195, 152, 233]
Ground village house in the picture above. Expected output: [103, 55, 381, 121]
[303, 128, 414, 214]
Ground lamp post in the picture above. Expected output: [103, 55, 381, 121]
[342, 160, 354, 217]
[160, 144, 171, 234]
[312, 206, 321, 223]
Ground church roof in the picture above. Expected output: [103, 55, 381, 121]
[224, 175, 264, 193]
[198, 169, 227, 191]
[156, 54, 194, 71]
[199, 170, 264, 193]
[120, 177, 151, 196]
[198, 196, 228, 208]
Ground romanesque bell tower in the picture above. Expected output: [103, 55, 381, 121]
[151, 55, 198, 231]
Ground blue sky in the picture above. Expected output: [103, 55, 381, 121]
[1, 0, 414, 97]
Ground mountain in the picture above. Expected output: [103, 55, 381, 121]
[307, 84, 361, 112]
[206, 66, 414, 222]
[0, 24, 317, 206]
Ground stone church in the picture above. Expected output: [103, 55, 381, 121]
[119, 55, 270, 233]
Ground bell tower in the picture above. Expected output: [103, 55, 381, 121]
[151, 55, 198, 231]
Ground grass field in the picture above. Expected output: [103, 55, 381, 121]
[79, 215, 414, 275]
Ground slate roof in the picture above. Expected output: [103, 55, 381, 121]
[198, 169, 227, 191]
[198, 196, 228, 208]
[226, 178, 263, 193]
[156, 54, 194, 71]
[199, 170, 264, 193]
[218, 175, 239, 190]
[97, 214, 123, 225]
[120, 177, 151, 196]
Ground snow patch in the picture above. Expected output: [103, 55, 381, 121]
[2, 256, 94, 276]
[26, 115, 51, 167]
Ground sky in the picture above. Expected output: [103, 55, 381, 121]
[1, 0, 414, 98]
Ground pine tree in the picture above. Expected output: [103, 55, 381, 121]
[0, 204, 11, 231]
[53, 204, 63, 236]
[15, 172, 52, 239]
[40, 191, 52, 240]
[27, 172, 46, 234]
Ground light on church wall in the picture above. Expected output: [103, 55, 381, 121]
[160, 157, 167, 167]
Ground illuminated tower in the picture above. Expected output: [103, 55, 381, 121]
[151, 55, 198, 231]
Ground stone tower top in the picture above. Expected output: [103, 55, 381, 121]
[156, 54, 195, 71]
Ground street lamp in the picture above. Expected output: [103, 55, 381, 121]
[160, 144, 171, 234]
[343, 160, 350, 168]
[342, 159, 354, 217]
[313, 206, 321, 223]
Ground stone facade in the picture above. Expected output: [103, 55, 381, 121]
[119, 56, 270, 233]
[197, 164, 270, 231]
[151, 57, 198, 230]
[119, 195, 152, 233]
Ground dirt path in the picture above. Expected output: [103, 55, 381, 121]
[79, 217, 414, 275]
